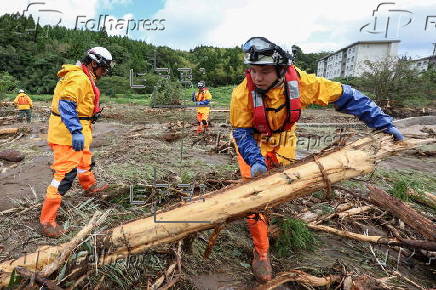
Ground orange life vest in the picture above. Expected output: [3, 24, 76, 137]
[246, 65, 301, 136]
[17, 95, 30, 105]
[195, 88, 208, 101]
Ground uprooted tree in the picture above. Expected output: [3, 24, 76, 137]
[0, 134, 434, 286]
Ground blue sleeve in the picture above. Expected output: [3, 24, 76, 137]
[59, 100, 83, 134]
[233, 128, 265, 167]
[191, 91, 196, 102]
[333, 85, 394, 130]
[197, 100, 210, 106]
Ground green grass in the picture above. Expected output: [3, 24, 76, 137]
[106, 162, 157, 183]
[1, 93, 53, 102]
[182, 85, 234, 107]
[101, 94, 150, 105]
[272, 217, 318, 257]
[2, 85, 234, 107]
[307, 104, 329, 110]
[374, 169, 436, 203]
[399, 95, 434, 108]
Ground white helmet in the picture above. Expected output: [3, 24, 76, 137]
[197, 81, 205, 88]
[87, 47, 113, 68]
[19, 89, 25, 93]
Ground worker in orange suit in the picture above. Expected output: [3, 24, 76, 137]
[13, 89, 33, 123]
[40, 47, 113, 238]
[192, 81, 212, 133]
[230, 37, 404, 282]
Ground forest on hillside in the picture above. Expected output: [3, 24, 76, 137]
[0, 13, 329, 96]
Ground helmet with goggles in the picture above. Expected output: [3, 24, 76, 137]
[84, 47, 114, 70]
[242, 37, 292, 66]
[197, 81, 205, 88]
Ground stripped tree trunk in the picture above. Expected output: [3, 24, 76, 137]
[0, 135, 433, 286]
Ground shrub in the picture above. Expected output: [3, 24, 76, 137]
[150, 78, 183, 107]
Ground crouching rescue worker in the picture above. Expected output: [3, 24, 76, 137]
[40, 47, 113, 238]
[230, 37, 404, 282]
[192, 81, 212, 133]
[14, 89, 33, 123]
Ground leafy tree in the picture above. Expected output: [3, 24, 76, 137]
[358, 57, 420, 104]
[292, 45, 330, 74]
[418, 69, 436, 98]
[98, 76, 134, 96]
[0, 71, 18, 94]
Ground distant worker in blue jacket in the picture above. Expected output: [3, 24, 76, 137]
[192, 81, 212, 133]
[230, 37, 404, 282]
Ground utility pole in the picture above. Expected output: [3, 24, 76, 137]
[432, 43, 436, 56]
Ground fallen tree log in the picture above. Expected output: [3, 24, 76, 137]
[0, 135, 434, 286]
[0, 128, 19, 136]
[407, 188, 436, 209]
[367, 185, 436, 241]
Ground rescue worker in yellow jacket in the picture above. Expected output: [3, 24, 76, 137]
[40, 47, 113, 238]
[192, 81, 212, 133]
[230, 37, 404, 282]
[13, 89, 33, 123]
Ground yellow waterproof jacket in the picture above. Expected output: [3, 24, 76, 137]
[230, 67, 343, 164]
[194, 89, 212, 115]
[48, 65, 96, 148]
[14, 93, 32, 110]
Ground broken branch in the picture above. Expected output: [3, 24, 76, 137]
[254, 269, 341, 289]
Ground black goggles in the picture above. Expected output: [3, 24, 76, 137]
[242, 37, 276, 55]
[102, 60, 115, 69]
[97, 61, 115, 73]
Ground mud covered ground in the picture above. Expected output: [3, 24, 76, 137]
[0, 102, 435, 289]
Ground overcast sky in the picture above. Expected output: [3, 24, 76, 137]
[2, 0, 435, 58]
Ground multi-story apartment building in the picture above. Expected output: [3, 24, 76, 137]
[317, 40, 400, 79]
[408, 56, 435, 72]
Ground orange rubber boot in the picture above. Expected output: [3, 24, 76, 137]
[201, 120, 208, 133]
[247, 213, 272, 282]
[196, 123, 204, 134]
[40, 196, 65, 238]
[78, 171, 109, 196]
[85, 182, 109, 196]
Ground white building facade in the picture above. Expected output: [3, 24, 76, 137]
[317, 40, 400, 79]
[408, 56, 435, 72]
